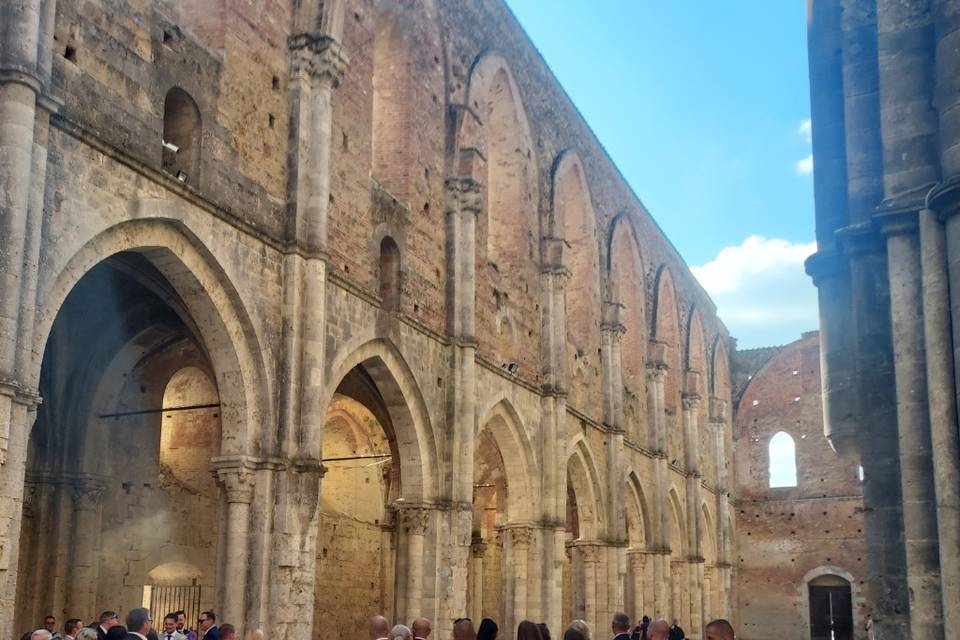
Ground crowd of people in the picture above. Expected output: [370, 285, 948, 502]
[21, 610, 259, 640]
[25, 610, 736, 640]
[368, 611, 735, 640]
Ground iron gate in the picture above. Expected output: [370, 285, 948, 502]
[148, 584, 202, 632]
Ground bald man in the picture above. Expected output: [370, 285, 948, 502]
[453, 619, 476, 640]
[370, 616, 391, 640]
[646, 620, 669, 640]
[411, 619, 431, 640]
[703, 620, 735, 640]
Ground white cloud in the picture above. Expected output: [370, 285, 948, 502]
[692, 236, 818, 348]
[795, 154, 813, 175]
[797, 118, 812, 143]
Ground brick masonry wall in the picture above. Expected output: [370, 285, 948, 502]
[733, 333, 869, 640]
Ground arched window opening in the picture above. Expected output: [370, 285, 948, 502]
[163, 87, 202, 185]
[379, 236, 401, 311]
[769, 431, 798, 488]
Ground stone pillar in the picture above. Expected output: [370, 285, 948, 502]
[269, 27, 347, 640]
[215, 464, 255, 632]
[396, 505, 430, 623]
[66, 480, 105, 621]
[921, 200, 960, 640]
[504, 526, 532, 635]
[709, 400, 731, 619]
[681, 392, 704, 636]
[931, 3, 960, 635]
[645, 351, 671, 618]
[581, 544, 600, 631]
[627, 551, 646, 621]
[601, 302, 627, 622]
[540, 237, 569, 635]
[469, 538, 486, 623]
[881, 216, 943, 640]
[441, 175, 481, 632]
[875, 1, 943, 635]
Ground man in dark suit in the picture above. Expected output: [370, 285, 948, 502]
[612, 613, 632, 640]
[124, 609, 152, 640]
[96, 612, 120, 640]
[197, 612, 219, 640]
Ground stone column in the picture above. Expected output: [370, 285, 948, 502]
[709, 400, 731, 619]
[0, 1, 47, 624]
[469, 538, 486, 623]
[270, 29, 348, 640]
[441, 175, 481, 631]
[396, 505, 430, 623]
[504, 526, 532, 634]
[216, 464, 255, 632]
[931, 4, 960, 636]
[921, 199, 960, 640]
[645, 350, 671, 618]
[882, 214, 943, 639]
[627, 550, 646, 620]
[66, 480, 105, 621]
[540, 237, 569, 635]
[581, 544, 600, 631]
[681, 391, 704, 636]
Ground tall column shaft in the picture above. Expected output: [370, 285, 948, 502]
[66, 481, 105, 622]
[885, 228, 943, 639]
[216, 466, 255, 633]
[921, 207, 960, 638]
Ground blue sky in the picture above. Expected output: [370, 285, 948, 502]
[504, 1, 818, 348]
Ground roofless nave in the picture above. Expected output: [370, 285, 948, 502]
[0, 2, 872, 640]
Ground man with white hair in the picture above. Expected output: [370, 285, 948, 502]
[32, 630, 53, 640]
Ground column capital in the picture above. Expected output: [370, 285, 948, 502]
[445, 176, 483, 216]
[213, 462, 256, 504]
[681, 392, 701, 411]
[502, 525, 535, 547]
[471, 537, 488, 558]
[395, 504, 431, 535]
[647, 339, 670, 368]
[645, 362, 666, 382]
[289, 34, 349, 86]
[71, 481, 106, 511]
[708, 397, 728, 425]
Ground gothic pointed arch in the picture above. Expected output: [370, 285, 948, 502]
[608, 213, 648, 442]
[33, 219, 272, 456]
[652, 266, 682, 460]
[566, 435, 606, 540]
[552, 150, 602, 412]
[325, 337, 439, 501]
[462, 52, 541, 374]
[476, 396, 537, 522]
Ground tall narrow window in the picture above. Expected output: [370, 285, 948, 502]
[768, 431, 798, 488]
[163, 88, 202, 185]
[379, 236, 401, 311]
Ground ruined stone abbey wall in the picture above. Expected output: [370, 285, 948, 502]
[0, 2, 735, 640]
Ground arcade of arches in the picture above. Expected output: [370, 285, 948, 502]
[0, 2, 852, 640]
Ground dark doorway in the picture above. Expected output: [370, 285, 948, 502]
[809, 575, 853, 640]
